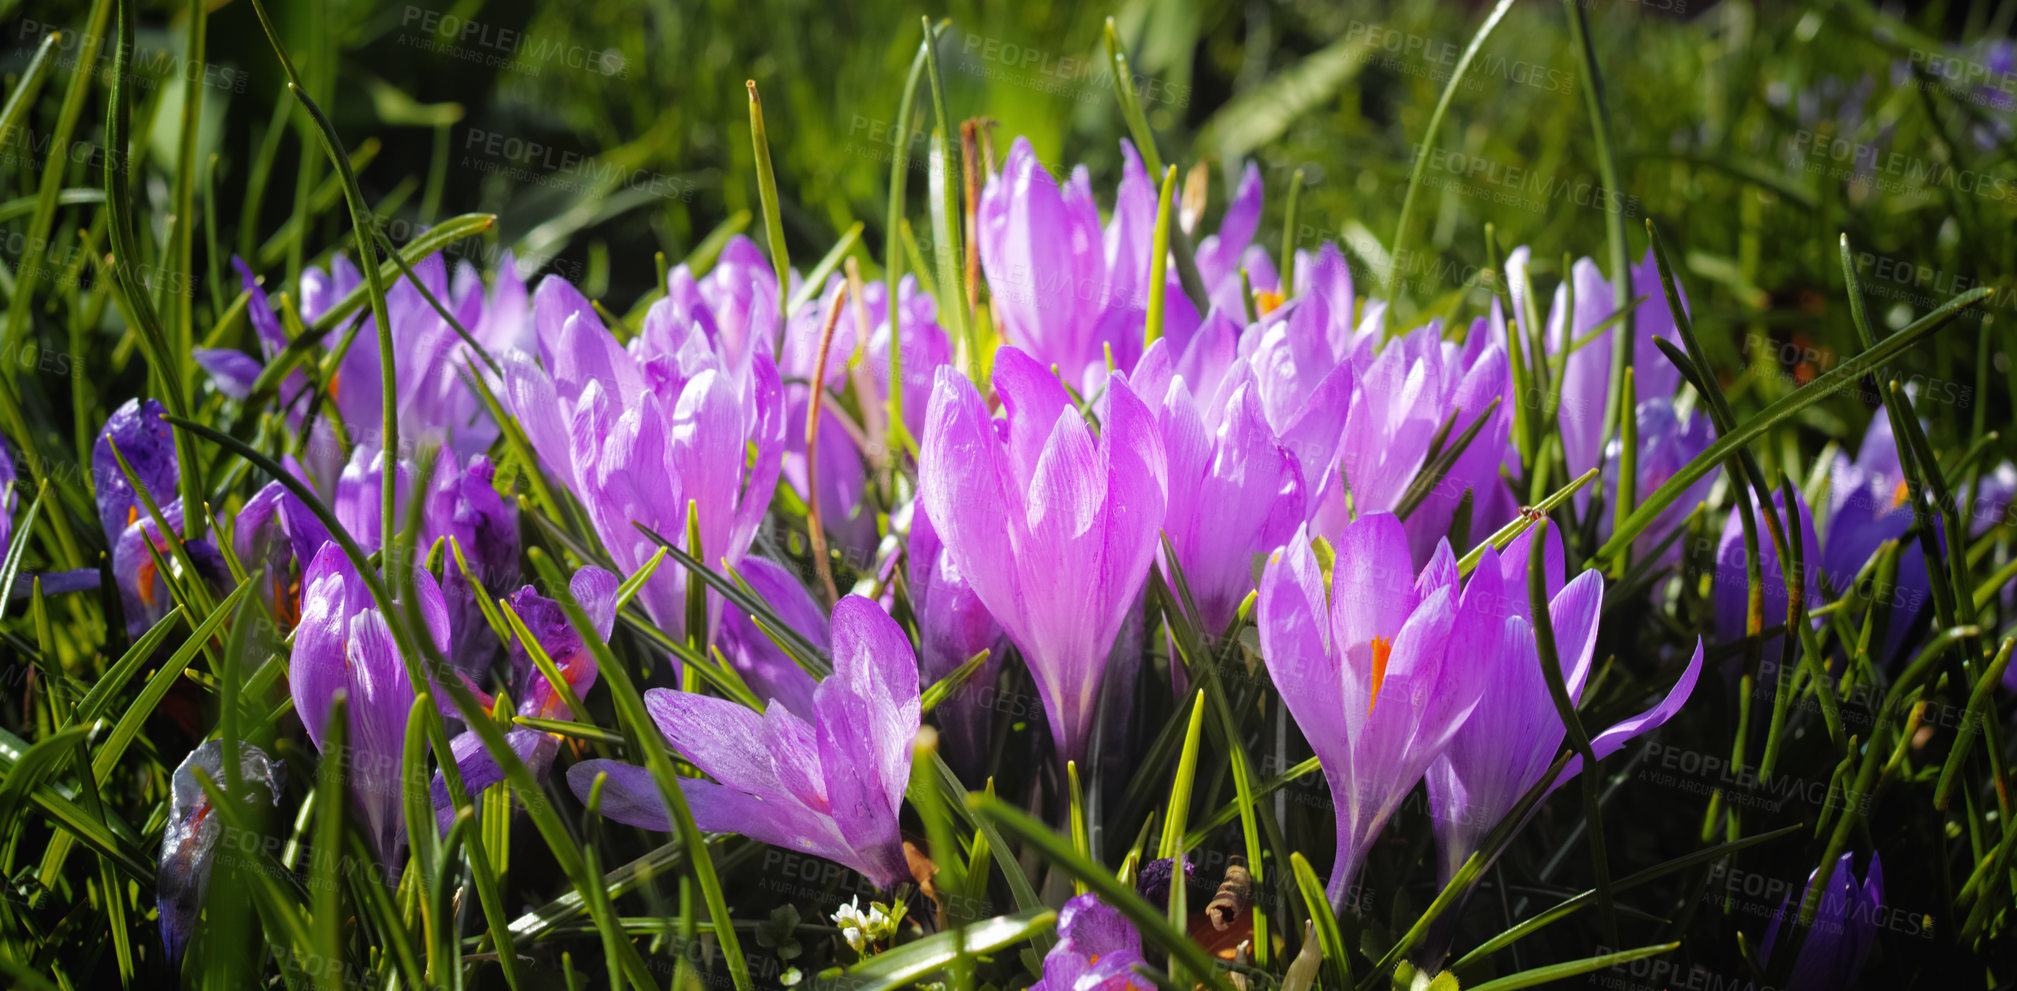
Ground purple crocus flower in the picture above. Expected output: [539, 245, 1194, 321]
[1256, 514, 1488, 906]
[907, 501, 1006, 773]
[1715, 488, 1824, 670]
[1533, 252, 1686, 499]
[1426, 526, 1704, 883]
[157, 740, 284, 962]
[1133, 331, 1308, 633]
[0, 439, 14, 552]
[717, 555, 828, 717]
[203, 253, 530, 465]
[978, 138, 1203, 391]
[1192, 160, 1279, 318]
[431, 566, 617, 828]
[1309, 316, 1516, 566]
[1600, 397, 1717, 569]
[1822, 415, 1932, 662]
[1030, 893, 1150, 991]
[290, 542, 452, 873]
[502, 273, 784, 648]
[1759, 853, 1884, 991]
[94, 399, 228, 634]
[917, 347, 1168, 764]
[567, 596, 919, 889]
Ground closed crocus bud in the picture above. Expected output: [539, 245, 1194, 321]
[157, 741, 284, 963]
[1760, 853, 1884, 991]
[569, 596, 920, 889]
[918, 347, 1168, 765]
[94, 400, 229, 634]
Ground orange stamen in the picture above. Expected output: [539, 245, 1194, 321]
[135, 558, 158, 607]
[328, 371, 341, 399]
[1256, 290, 1285, 315]
[1367, 636, 1393, 714]
[126, 505, 139, 528]
[1889, 478, 1911, 511]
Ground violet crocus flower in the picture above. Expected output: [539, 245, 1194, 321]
[978, 138, 1204, 391]
[94, 399, 227, 634]
[1759, 853, 1884, 990]
[1426, 526, 1704, 884]
[1599, 397, 1717, 568]
[291, 542, 452, 872]
[1133, 331, 1308, 633]
[1533, 251, 1686, 497]
[157, 740, 284, 962]
[1715, 488, 1824, 670]
[907, 501, 1005, 773]
[1030, 893, 1150, 991]
[917, 347, 1168, 764]
[716, 555, 828, 717]
[501, 273, 784, 647]
[1256, 514, 1488, 906]
[1309, 314, 1516, 566]
[1822, 415, 1933, 662]
[432, 566, 617, 828]
[202, 253, 531, 464]
[567, 596, 919, 889]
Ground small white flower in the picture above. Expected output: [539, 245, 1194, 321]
[832, 897, 870, 954]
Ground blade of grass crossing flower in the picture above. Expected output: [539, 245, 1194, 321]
[1458, 469, 1600, 575]
[1529, 524, 1615, 945]
[786, 221, 865, 317]
[1610, 368, 1637, 577]
[1144, 165, 1178, 348]
[921, 649, 992, 713]
[1383, 0, 1517, 304]
[311, 694, 348, 991]
[528, 547, 747, 991]
[1290, 853, 1351, 990]
[746, 81, 790, 331]
[968, 793, 1234, 991]
[633, 522, 828, 669]
[403, 693, 446, 984]
[841, 908, 1056, 990]
[909, 729, 971, 929]
[0, 482, 46, 625]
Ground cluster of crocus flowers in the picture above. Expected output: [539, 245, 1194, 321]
[918, 347, 1168, 765]
[568, 595, 920, 889]
[1759, 853, 1884, 990]
[1029, 893, 1151, 991]
[157, 740, 284, 962]
[500, 265, 783, 648]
